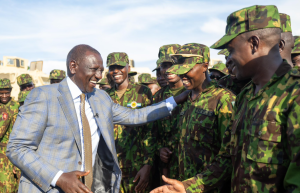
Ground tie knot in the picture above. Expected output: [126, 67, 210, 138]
[80, 93, 85, 102]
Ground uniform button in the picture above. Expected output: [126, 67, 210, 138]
[78, 161, 82, 165]
[258, 131, 262, 136]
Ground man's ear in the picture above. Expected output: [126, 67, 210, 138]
[127, 64, 131, 73]
[69, 60, 77, 75]
[279, 39, 285, 53]
[249, 35, 260, 55]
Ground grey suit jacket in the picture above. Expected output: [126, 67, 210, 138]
[6, 79, 170, 193]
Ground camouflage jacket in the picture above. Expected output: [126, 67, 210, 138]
[182, 61, 300, 193]
[178, 81, 235, 182]
[106, 82, 155, 168]
[0, 100, 19, 146]
[153, 85, 186, 152]
[218, 75, 249, 95]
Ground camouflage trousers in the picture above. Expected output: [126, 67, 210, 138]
[120, 167, 152, 193]
[0, 146, 20, 193]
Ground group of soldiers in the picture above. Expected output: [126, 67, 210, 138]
[1, 4, 300, 193]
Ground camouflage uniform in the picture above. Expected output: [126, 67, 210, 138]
[18, 90, 30, 103]
[49, 69, 66, 80]
[16, 74, 33, 86]
[0, 79, 20, 193]
[106, 52, 155, 193]
[151, 44, 183, 182]
[209, 63, 229, 76]
[167, 43, 235, 193]
[182, 5, 300, 193]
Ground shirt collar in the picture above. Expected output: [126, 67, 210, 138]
[66, 77, 83, 100]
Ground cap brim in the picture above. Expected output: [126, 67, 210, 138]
[167, 63, 196, 75]
[152, 67, 159, 72]
[107, 62, 127, 67]
[209, 69, 227, 75]
[128, 71, 137, 76]
[210, 33, 239, 49]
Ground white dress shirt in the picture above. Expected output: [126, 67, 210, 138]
[50, 77, 177, 187]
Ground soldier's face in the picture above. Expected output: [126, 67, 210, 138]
[179, 63, 208, 90]
[292, 54, 300, 67]
[109, 64, 129, 85]
[0, 89, 12, 104]
[156, 69, 168, 87]
[160, 62, 181, 84]
[209, 71, 224, 81]
[226, 35, 256, 80]
[71, 51, 104, 93]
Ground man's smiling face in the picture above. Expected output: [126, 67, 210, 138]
[74, 51, 104, 93]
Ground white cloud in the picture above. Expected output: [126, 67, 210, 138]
[200, 18, 227, 35]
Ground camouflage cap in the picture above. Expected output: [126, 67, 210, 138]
[154, 44, 181, 71]
[0, 78, 12, 89]
[106, 52, 129, 67]
[280, 13, 292, 33]
[167, 43, 210, 75]
[49, 69, 66, 80]
[292, 36, 300, 55]
[138, 73, 156, 84]
[211, 5, 280, 49]
[217, 49, 230, 57]
[128, 71, 137, 77]
[18, 90, 30, 103]
[96, 77, 110, 85]
[17, 74, 33, 86]
[209, 62, 229, 75]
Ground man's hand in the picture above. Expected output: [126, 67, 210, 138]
[173, 90, 190, 105]
[56, 170, 92, 193]
[160, 148, 172, 163]
[150, 175, 186, 193]
[133, 165, 152, 192]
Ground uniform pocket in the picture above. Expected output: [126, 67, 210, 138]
[247, 119, 284, 164]
[190, 111, 215, 144]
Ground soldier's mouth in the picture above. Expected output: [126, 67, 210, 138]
[182, 80, 191, 86]
[166, 74, 176, 79]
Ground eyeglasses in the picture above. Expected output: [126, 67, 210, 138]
[210, 74, 222, 80]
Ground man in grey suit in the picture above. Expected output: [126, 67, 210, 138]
[6, 45, 187, 193]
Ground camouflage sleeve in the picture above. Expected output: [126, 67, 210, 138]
[217, 94, 235, 141]
[284, 94, 300, 192]
[142, 89, 156, 166]
[182, 112, 233, 192]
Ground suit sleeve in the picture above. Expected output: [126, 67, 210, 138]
[109, 92, 170, 126]
[6, 88, 60, 192]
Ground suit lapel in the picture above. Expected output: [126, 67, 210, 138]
[87, 92, 118, 165]
[57, 79, 82, 156]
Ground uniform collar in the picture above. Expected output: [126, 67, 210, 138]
[109, 81, 134, 96]
[187, 80, 216, 102]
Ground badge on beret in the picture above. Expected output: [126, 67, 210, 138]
[2, 112, 8, 121]
[127, 101, 141, 108]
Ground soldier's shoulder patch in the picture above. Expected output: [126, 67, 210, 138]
[1, 112, 8, 121]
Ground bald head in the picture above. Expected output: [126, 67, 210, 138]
[66, 44, 101, 77]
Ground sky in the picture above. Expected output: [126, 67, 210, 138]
[0, 0, 299, 75]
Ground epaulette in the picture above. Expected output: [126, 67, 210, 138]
[217, 83, 237, 96]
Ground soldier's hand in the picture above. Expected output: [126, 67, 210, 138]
[56, 170, 92, 193]
[173, 90, 190, 105]
[150, 175, 186, 193]
[133, 165, 152, 192]
[160, 148, 172, 163]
